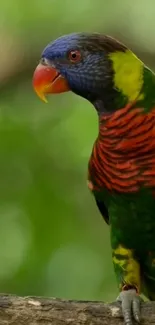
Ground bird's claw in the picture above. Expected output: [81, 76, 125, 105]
[117, 289, 142, 325]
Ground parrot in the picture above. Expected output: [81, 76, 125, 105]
[32, 32, 155, 325]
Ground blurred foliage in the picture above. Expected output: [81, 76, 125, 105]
[0, 0, 155, 302]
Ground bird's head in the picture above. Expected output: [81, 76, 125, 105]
[33, 33, 143, 113]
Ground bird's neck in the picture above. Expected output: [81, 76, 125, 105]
[94, 51, 155, 117]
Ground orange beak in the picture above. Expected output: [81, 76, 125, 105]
[32, 63, 70, 103]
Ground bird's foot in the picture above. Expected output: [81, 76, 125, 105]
[116, 287, 143, 325]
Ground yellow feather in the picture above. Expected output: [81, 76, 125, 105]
[109, 50, 144, 101]
[113, 245, 141, 291]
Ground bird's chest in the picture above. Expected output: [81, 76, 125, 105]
[88, 138, 155, 251]
[88, 140, 139, 193]
[88, 105, 155, 193]
[88, 105, 155, 251]
[88, 136, 155, 194]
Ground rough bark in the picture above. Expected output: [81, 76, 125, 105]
[0, 294, 154, 325]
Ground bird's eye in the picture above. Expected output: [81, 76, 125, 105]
[68, 50, 81, 63]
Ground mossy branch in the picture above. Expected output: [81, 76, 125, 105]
[0, 294, 154, 324]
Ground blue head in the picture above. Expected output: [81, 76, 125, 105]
[33, 33, 127, 112]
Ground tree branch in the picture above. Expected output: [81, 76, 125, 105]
[0, 294, 154, 325]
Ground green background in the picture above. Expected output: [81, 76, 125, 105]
[0, 0, 155, 301]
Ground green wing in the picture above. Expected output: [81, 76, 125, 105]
[94, 195, 109, 225]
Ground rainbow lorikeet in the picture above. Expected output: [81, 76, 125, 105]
[32, 32, 155, 325]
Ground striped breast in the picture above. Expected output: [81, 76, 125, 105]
[88, 103, 155, 193]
